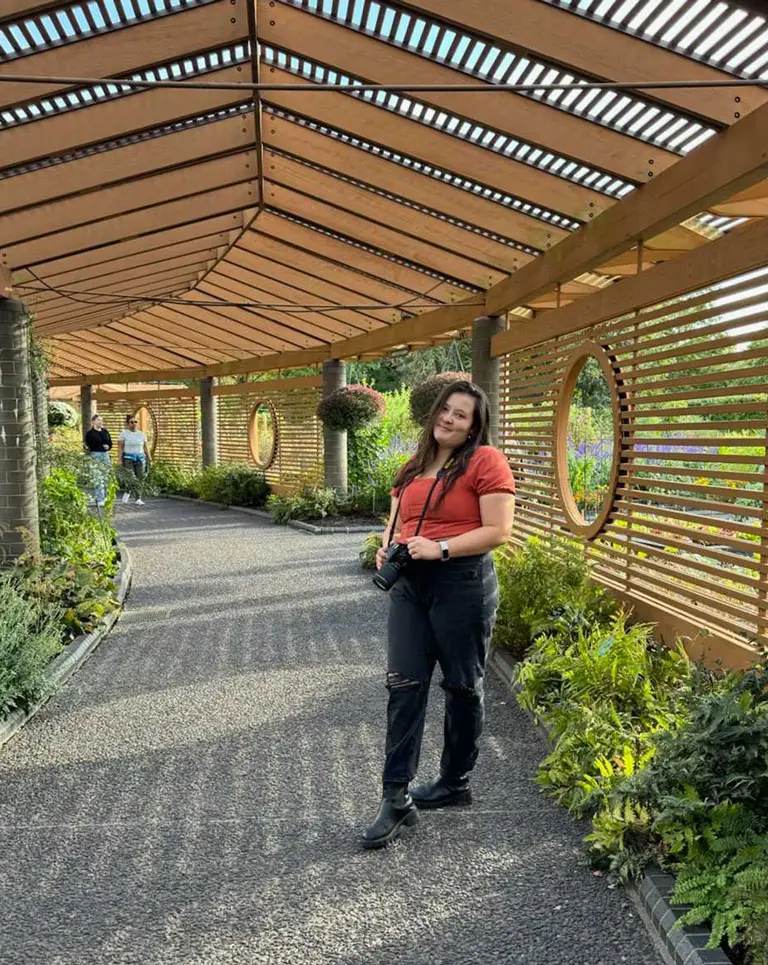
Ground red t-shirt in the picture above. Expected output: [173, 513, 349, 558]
[392, 446, 515, 543]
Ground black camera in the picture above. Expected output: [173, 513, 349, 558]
[372, 542, 411, 591]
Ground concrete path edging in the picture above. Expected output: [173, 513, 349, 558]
[162, 494, 376, 534]
[488, 646, 730, 965]
[0, 541, 133, 749]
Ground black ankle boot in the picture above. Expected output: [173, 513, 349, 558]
[361, 787, 418, 849]
[411, 776, 472, 810]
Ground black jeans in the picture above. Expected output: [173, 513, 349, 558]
[383, 553, 499, 789]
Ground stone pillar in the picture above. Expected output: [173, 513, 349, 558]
[0, 298, 39, 562]
[200, 376, 218, 469]
[472, 314, 505, 447]
[322, 359, 347, 492]
[80, 384, 94, 444]
[31, 367, 48, 480]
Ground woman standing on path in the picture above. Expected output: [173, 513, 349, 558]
[362, 380, 516, 849]
[84, 413, 112, 508]
[118, 413, 151, 506]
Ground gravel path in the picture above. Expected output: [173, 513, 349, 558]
[0, 499, 663, 965]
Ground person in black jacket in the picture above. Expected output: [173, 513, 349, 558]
[84, 414, 113, 507]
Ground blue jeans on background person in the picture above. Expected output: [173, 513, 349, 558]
[90, 450, 111, 505]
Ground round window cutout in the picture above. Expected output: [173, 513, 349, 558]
[132, 405, 157, 458]
[555, 342, 621, 539]
[249, 400, 278, 470]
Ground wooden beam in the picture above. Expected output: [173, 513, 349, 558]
[265, 179, 506, 290]
[234, 233, 418, 309]
[492, 215, 768, 355]
[21, 216, 236, 278]
[0, 153, 255, 249]
[253, 210, 468, 302]
[264, 116, 564, 252]
[2, 183, 251, 269]
[94, 387, 201, 402]
[263, 68, 609, 221]
[0, 64, 248, 171]
[484, 99, 768, 317]
[213, 374, 322, 396]
[261, 0, 674, 184]
[265, 152, 529, 276]
[0, 115, 254, 218]
[48, 347, 329, 386]
[396, 0, 766, 125]
[29, 236, 225, 296]
[207, 261, 383, 331]
[196, 273, 369, 338]
[0, 1, 250, 109]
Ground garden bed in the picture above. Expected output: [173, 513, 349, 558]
[489, 646, 732, 965]
[0, 541, 133, 748]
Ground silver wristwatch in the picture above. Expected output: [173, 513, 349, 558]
[439, 540, 450, 562]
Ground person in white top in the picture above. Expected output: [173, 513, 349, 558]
[118, 414, 151, 505]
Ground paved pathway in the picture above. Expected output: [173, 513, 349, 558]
[0, 499, 663, 965]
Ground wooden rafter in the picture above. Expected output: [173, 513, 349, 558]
[262, 69, 611, 221]
[260, 0, 676, 185]
[0, 0, 250, 110]
[263, 118, 566, 251]
[265, 152, 530, 276]
[395, 0, 767, 125]
[485, 97, 768, 317]
[0, 115, 254, 218]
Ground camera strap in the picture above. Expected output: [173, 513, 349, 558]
[386, 458, 452, 549]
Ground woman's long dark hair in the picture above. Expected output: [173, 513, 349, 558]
[394, 380, 490, 505]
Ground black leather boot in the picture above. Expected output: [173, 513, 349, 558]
[361, 786, 418, 849]
[411, 776, 472, 810]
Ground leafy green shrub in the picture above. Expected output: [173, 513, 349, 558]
[493, 535, 616, 659]
[191, 463, 270, 507]
[669, 804, 768, 962]
[146, 459, 197, 497]
[0, 574, 63, 716]
[19, 554, 119, 641]
[360, 532, 383, 569]
[268, 486, 351, 523]
[317, 384, 385, 432]
[47, 400, 78, 430]
[409, 371, 470, 426]
[39, 467, 117, 572]
[517, 613, 691, 816]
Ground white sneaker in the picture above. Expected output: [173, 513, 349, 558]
[122, 492, 131, 503]
[136, 499, 145, 506]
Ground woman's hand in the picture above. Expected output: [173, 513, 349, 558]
[406, 536, 441, 561]
[375, 543, 389, 570]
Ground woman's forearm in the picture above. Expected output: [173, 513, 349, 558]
[445, 526, 510, 558]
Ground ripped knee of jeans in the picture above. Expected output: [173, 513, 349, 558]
[441, 679, 483, 699]
[386, 672, 422, 691]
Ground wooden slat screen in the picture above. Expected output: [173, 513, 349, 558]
[217, 386, 323, 491]
[98, 396, 201, 470]
[499, 264, 768, 667]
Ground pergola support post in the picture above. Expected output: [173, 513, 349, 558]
[200, 376, 218, 469]
[80, 384, 94, 443]
[322, 359, 347, 493]
[472, 314, 505, 447]
[31, 366, 48, 481]
[0, 298, 40, 563]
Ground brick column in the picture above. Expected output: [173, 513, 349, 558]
[322, 359, 347, 492]
[31, 368, 48, 480]
[200, 376, 218, 469]
[0, 298, 39, 562]
[472, 315, 505, 447]
[80, 384, 94, 443]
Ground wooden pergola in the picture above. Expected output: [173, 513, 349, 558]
[1, 0, 767, 385]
